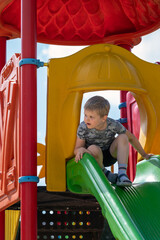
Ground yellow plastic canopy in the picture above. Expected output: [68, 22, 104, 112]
[46, 44, 160, 191]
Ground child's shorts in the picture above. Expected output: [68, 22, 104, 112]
[102, 148, 117, 167]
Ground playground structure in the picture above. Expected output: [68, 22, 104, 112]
[0, 0, 160, 240]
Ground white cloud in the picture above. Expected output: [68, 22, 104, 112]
[132, 29, 160, 63]
[37, 130, 46, 144]
[42, 45, 86, 59]
[38, 176, 46, 186]
[37, 131, 42, 138]
[83, 91, 120, 106]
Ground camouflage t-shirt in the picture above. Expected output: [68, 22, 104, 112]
[77, 117, 126, 150]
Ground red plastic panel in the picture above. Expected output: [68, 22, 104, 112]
[0, 54, 20, 210]
[120, 91, 128, 129]
[126, 92, 140, 181]
[0, 0, 160, 45]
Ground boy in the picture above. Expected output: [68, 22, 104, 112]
[74, 96, 153, 187]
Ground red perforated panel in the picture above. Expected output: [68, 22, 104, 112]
[0, 0, 160, 45]
[0, 54, 20, 210]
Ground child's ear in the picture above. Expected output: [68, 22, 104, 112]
[103, 115, 108, 121]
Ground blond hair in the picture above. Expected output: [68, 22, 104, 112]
[84, 96, 110, 117]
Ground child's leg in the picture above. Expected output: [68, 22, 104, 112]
[102, 149, 118, 184]
[110, 134, 132, 186]
[87, 145, 118, 184]
[110, 134, 129, 164]
[103, 169, 118, 184]
[87, 145, 103, 168]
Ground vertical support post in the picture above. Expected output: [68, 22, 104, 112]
[118, 43, 132, 129]
[0, 36, 6, 240]
[20, 1, 37, 240]
[120, 91, 128, 129]
[118, 43, 131, 178]
[118, 44, 132, 131]
[118, 42, 137, 181]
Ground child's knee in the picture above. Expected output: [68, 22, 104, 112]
[117, 134, 129, 145]
[87, 145, 103, 167]
[88, 145, 102, 156]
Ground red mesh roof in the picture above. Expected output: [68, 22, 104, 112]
[0, 0, 160, 45]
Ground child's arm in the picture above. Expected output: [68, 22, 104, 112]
[74, 137, 91, 162]
[125, 130, 153, 159]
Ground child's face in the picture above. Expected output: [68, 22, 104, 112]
[84, 109, 107, 130]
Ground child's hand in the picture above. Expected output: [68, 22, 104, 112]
[143, 153, 154, 160]
[75, 148, 87, 163]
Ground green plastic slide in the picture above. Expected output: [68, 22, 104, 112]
[67, 153, 160, 240]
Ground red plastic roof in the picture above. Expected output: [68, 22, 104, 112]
[0, 0, 160, 45]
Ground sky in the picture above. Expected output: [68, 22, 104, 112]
[6, 29, 160, 183]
